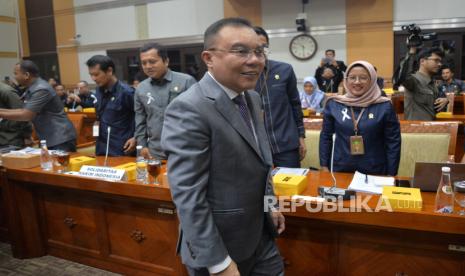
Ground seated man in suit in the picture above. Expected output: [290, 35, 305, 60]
[162, 18, 285, 276]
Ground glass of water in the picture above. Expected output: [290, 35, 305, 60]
[453, 181, 465, 216]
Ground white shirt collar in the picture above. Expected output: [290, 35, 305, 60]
[208, 71, 243, 100]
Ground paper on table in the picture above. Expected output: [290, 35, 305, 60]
[348, 171, 395, 194]
[272, 167, 309, 176]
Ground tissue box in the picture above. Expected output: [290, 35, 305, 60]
[436, 112, 452, 118]
[69, 156, 96, 172]
[272, 174, 308, 196]
[382, 186, 423, 211]
[113, 162, 137, 181]
[2, 153, 40, 169]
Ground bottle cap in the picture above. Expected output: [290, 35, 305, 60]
[442, 166, 451, 173]
[136, 145, 143, 150]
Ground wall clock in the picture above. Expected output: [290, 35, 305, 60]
[289, 34, 317, 60]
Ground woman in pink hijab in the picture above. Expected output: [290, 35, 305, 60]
[319, 61, 401, 176]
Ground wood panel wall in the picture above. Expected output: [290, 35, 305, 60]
[346, 0, 394, 85]
[53, 0, 80, 87]
[223, 0, 262, 26]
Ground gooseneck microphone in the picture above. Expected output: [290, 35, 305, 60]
[103, 126, 111, 167]
[318, 133, 356, 200]
[330, 133, 337, 188]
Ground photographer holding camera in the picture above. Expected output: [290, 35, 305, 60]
[394, 24, 448, 121]
[315, 49, 346, 92]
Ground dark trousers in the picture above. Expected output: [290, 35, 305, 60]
[273, 148, 300, 168]
[186, 231, 284, 276]
[48, 139, 76, 152]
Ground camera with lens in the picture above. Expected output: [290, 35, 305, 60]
[401, 24, 437, 48]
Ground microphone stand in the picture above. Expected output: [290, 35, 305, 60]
[318, 134, 356, 200]
[103, 126, 111, 167]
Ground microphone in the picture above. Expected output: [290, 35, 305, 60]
[103, 126, 111, 167]
[318, 133, 356, 200]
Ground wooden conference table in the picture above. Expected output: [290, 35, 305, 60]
[1, 157, 465, 275]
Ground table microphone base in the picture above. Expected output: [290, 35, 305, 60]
[318, 186, 356, 201]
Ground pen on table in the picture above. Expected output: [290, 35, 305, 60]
[365, 174, 368, 184]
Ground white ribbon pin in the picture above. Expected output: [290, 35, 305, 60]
[341, 108, 350, 122]
[147, 93, 155, 105]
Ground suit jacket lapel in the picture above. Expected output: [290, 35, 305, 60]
[199, 74, 264, 161]
[245, 91, 273, 166]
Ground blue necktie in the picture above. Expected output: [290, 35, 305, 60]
[233, 94, 253, 133]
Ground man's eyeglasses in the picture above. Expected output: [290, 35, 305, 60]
[346, 75, 370, 83]
[208, 47, 268, 60]
[426, 58, 442, 64]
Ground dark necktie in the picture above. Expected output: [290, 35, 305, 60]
[233, 94, 253, 133]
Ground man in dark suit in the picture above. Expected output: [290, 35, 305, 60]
[161, 18, 285, 276]
[254, 26, 306, 168]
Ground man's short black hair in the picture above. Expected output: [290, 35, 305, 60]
[253, 26, 269, 45]
[441, 64, 454, 73]
[17, 60, 40, 77]
[78, 80, 89, 86]
[139, 42, 168, 62]
[418, 47, 445, 60]
[325, 49, 335, 55]
[204, 17, 253, 50]
[86, 55, 115, 74]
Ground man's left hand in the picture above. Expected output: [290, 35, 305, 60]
[299, 137, 307, 161]
[434, 98, 448, 111]
[123, 137, 136, 153]
[271, 210, 285, 234]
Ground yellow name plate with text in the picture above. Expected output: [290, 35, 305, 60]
[382, 186, 422, 211]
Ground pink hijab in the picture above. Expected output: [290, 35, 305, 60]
[332, 60, 389, 107]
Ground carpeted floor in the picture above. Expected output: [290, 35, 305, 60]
[0, 242, 120, 276]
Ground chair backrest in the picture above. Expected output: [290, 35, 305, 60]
[397, 121, 459, 177]
[67, 113, 85, 143]
[301, 130, 321, 169]
[399, 121, 458, 156]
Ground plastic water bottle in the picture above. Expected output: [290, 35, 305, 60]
[434, 166, 454, 214]
[136, 145, 147, 183]
[40, 140, 53, 171]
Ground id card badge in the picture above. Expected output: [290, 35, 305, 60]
[350, 135, 365, 155]
[93, 122, 99, 137]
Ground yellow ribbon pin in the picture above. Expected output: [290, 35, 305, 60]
[368, 113, 374, 119]
[274, 74, 280, 80]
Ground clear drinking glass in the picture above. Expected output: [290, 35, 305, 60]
[52, 151, 70, 173]
[146, 159, 162, 185]
[453, 181, 465, 216]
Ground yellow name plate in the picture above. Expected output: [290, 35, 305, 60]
[113, 162, 137, 181]
[69, 156, 96, 172]
[382, 186, 423, 211]
[272, 174, 308, 196]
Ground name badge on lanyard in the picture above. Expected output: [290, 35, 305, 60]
[93, 121, 99, 137]
[349, 107, 365, 155]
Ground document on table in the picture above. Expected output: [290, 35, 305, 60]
[348, 171, 395, 194]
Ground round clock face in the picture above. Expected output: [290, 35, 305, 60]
[289, 34, 317, 60]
